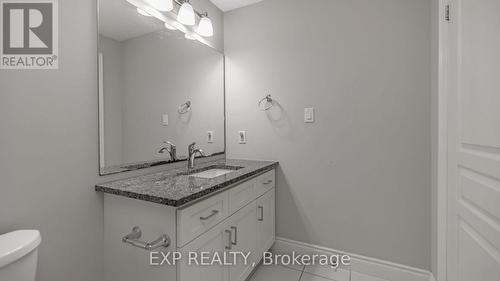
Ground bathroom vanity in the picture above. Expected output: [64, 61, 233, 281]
[96, 159, 277, 281]
[94, 2, 275, 280]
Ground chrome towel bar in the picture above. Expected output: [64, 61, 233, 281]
[258, 94, 274, 111]
[178, 101, 191, 114]
[122, 226, 171, 251]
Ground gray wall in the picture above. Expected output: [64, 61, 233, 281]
[0, 1, 103, 279]
[225, 0, 432, 270]
[0, 1, 223, 281]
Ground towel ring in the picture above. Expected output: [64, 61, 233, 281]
[258, 95, 273, 111]
[178, 101, 191, 114]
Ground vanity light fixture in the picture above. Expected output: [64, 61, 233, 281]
[147, 0, 173, 11]
[177, 0, 195, 26]
[197, 13, 213, 37]
[184, 33, 196, 40]
[164, 22, 177, 30]
[136, 7, 153, 16]
[127, 0, 214, 42]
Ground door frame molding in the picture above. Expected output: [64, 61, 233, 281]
[437, 0, 451, 280]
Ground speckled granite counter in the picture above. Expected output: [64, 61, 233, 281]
[95, 159, 278, 207]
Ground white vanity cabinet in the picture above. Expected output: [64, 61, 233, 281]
[227, 202, 257, 281]
[103, 168, 276, 281]
[255, 188, 275, 263]
[177, 221, 230, 281]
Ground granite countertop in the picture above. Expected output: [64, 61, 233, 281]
[95, 159, 278, 208]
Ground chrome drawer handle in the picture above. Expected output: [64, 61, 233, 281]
[263, 180, 273, 185]
[122, 227, 170, 251]
[225, 229, 232, 250]
[230, 226, 238, 245]
[200, 210, 219, 221]
[258, 206, 264, 221]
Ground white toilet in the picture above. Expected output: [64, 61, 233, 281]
[0, 230, 41, 281]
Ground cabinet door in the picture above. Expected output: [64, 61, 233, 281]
[256, 188, 275, 262]
[227, 202, 257, 281]
[178, 222, 230, 281]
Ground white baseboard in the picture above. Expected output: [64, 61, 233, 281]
[272, 237, 431, 281]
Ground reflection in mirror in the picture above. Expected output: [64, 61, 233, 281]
[98, 0, 225, 175]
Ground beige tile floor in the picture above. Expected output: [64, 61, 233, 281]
[248, 263, 389, 281]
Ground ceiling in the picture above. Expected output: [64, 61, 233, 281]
[210, 0, 265, 12]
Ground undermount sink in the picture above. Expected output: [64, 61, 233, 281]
[190, 169, 235, 179]
[178, 165, 243, 179]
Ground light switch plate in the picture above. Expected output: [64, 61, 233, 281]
[238, 131, 247, 144]
[162, 114, 169, 126]
[207, 131, 214, 143]
[304, 107, 314, 123]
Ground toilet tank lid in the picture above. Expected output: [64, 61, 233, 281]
[0, 230, 41, 268]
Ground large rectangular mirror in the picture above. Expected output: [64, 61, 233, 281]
[98, 0, 225, 175]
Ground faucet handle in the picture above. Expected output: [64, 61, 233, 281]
[164, 141, 176, 148]
[188, 142, 196, 151]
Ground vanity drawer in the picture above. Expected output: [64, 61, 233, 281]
[228, 178, 256, 214]
[177, 191, 229, 247]
[255, 170, 275, 198]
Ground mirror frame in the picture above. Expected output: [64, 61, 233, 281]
[96, 0, 226, 176]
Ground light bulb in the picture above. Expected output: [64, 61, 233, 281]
[136, 7, 152, 17]
[164, 22, 176, 30]
[147, 0, 173, 11]
[177, 1, 195, 26]
[197, 15, 213, 37]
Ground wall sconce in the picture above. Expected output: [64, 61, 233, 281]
[197, 13, 214, 37]
[177, 0, 195, 25]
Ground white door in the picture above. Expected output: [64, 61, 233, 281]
[445, 1, 500, 280]
[256, 189, 275, 262]
[228, 202, 257, 281]
[177, 222, 230, 281]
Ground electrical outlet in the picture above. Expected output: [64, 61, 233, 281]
[207, 131, 214, 143]
[304, 107, 314, 123]
[238, 131, 247, 144]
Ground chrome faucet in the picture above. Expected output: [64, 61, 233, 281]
[158, 141, 176, 161]
[188, 142, 205, 169]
